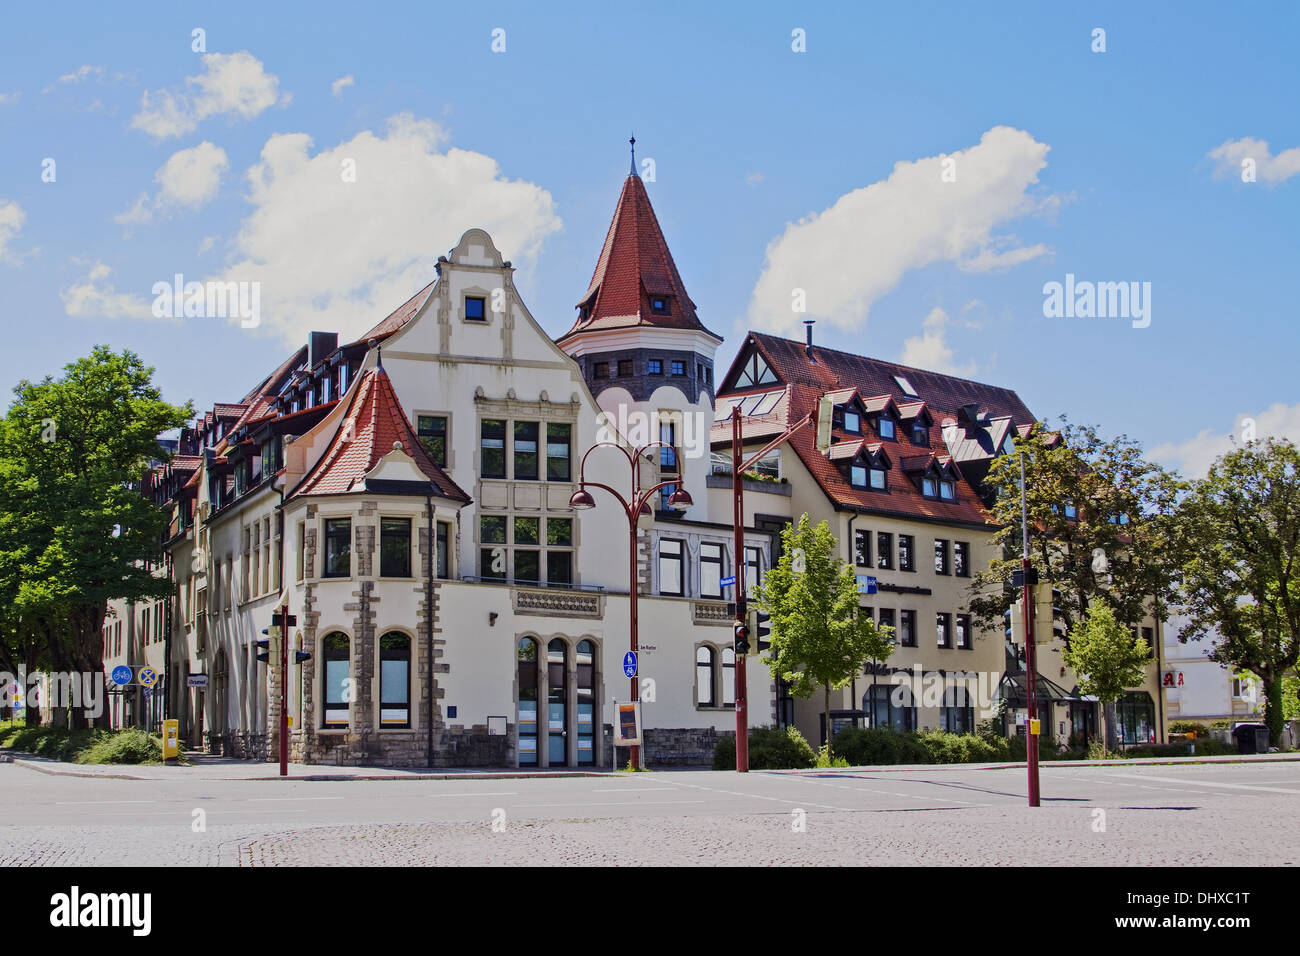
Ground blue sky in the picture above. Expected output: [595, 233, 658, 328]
[1, 0, 1296, 476]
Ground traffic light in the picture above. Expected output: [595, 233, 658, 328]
[1004, 602, 1023, 645]
[747, 608, 771, 655]
[733, 620, 751, 655]
[257, 626, 281, 665]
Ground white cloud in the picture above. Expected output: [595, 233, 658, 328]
[59, 65, 103, 84]
[0, 200, 26, 263]
[197, 235, 218, 256]
[61, 261, 154, 319]
[209, 112, 562, 345]
[0, 92, 19, 105]
[331, 75, 355, 98]
[1149, 402, 1300, 478]
[1208, 137, 1300, 185]
[745, 171, 764, 187]
[900, 307, 976, 377]
[748, 126, 1057, 334]
[130, 52, 288, 139]
[114, 141, 229, 225]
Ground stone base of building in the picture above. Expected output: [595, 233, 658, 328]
[203, 731, 270, 761]
[644, 727, 733, 767]
[285, 723, 512, 768]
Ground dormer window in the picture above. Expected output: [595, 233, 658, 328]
[650, 297, 671, 315]
[877, 416, 896, 440]
[1064, 501, 1078, 520]
[921, 469, 957, 501]
[940, 479, 955, 500]
[465, 296, 487, 321]
[912, 422, 928, 445]
[851, 464, 887, 490]
[843, 410, 861, 433]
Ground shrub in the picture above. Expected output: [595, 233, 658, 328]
[814, 744, 849, 768]
[712, 726, 817, 770]
[1169, 720, 1211, 736]
[76, 728, 161, 765]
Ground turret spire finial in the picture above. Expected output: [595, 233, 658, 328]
[629, 134, 636, 176]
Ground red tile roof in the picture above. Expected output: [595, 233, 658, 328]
[293, 364, 469, 501]
[557, 175, 721, 344]
[349, 280, 436, 348]
[715, 333, 1041, 527]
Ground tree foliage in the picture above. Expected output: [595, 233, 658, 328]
[0, 347, 190, 725]
[1061, 600, 1152, 754]
[754, 514, 893, 755]
[1173, 438, 1300, 747]
[968, 419, 1183, 635]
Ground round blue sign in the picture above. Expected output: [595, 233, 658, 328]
[111, 665, 132, 686]
[623, 651, 638, 679]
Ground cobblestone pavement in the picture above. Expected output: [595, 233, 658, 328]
[2, 761, 1296, 866]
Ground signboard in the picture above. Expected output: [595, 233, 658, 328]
[1161, 670, 1185, 688]
[110, 665, 133, 687]
[615, 702, 642, 746]
[161, 719, 179, 761]
[720, 576, 736, 587]
[622, 651, 638, 679]
[137, 666, 159, 689]
[186, 674, 207, 689]
[856, 575, 878, 595]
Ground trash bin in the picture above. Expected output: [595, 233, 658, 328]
[1237, 723, 1268, 754]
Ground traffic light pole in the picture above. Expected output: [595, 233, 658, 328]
[732, 407, 749, 773]
[280, 600, 289, 777]
[1019, 452, 1040, 807]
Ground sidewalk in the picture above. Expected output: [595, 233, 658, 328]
[6, 749, 1297, 782]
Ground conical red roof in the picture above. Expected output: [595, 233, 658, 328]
[558, 174, 720, 343]
[293, 363, 469, 500]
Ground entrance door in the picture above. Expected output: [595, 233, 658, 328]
[547, 639, 567, 766]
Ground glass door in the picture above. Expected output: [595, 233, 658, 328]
[547, 639, 568, 765]
[576, 640, 595, 766]
[517, 638, 538, 766]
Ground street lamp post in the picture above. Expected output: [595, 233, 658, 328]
[569, 440, 693, 771]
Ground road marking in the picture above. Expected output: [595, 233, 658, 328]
[670, 779, 852, 811]
[248, 797, 345, 802]
[523, 800, 706, 808]
[55, 800, 156, 805]
[591, 787, 679, 793]
[1105, 773, 1300, 795]
[427, 791, 519, 798]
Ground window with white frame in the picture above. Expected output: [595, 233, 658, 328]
[659, 539, 684, 596]
[700, 542, 725, 599]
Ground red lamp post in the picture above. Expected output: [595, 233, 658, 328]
[569, 440, 692, 770]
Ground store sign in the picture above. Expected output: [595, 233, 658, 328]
[1161, 670, 1185, 688]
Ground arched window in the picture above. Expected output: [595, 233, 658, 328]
[721, 646, 736, 707]
[576, 640, 596, 766]
[941, 685, 973, 733]
[322, 632, 350, 728]
[517, 638, 539, 766]
[696, 646, 715, 706]
[379, 632, 410, 728]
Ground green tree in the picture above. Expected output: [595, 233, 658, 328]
[754, 514, 894, 758]
[1062, 600, 1152, 755]
[968, 419, 1182, 635]
[1173, 438, 1300, 749]
[0, 347, 190, 727]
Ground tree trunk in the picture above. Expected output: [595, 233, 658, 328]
[1102, 699, 1117, 757]
[1263, 672, 1284, 750]
[824, 683, 832, 758]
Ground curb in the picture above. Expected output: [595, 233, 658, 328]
[6, 756, 611, 782]
[759, 753, 1300, 775]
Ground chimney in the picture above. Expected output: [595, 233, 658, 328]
[804, 320, 815, 362]
[309, 330, 339, 369]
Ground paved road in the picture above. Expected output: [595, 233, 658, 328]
[2, 761, 1296, 865]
